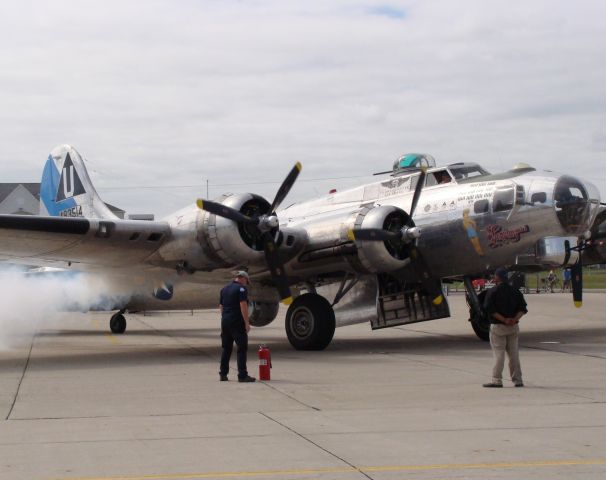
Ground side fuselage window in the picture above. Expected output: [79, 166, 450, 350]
[493, 187, 514, 212]
[474, 199, 489, 214]
[531, 192, 547, 204]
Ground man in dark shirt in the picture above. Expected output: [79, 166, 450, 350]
[219, 271, 255, 383]
[482, 267, 527, 388]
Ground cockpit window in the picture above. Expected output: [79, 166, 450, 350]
[449, 163, 490, 180]
[426, 170, 452, 187]
[493, 187, 515, 212]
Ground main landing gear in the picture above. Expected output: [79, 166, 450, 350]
[463, 276, 490, 341]
[109, 310, 127, 334]
[285, 293, 336, 350]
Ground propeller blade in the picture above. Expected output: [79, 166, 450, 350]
[347, 228, 401, 242]
[409, 246, 444, 306]
[408, 167, 427, 219]
[571, 261, 583, 308]
[270, 162, 302, 213]
[196, 199, 257, 224]
[261, 232, 293, 304]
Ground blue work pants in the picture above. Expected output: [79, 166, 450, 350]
[220, 322, 248, 379]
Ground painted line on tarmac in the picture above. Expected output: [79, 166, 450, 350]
[107, 333, 119, 344]
[92, 319, 119, 344]
[105, 331, 119, 344]
[53, 458, 606, 480]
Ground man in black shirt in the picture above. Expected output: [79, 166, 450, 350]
[482, 267, 527, 388]
[219, 271, 255, 383]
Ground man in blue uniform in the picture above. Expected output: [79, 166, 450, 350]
[482, 267, 527, 388]
[219, 271, 256, 382]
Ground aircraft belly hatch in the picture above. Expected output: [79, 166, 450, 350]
[373, 273, 450, 329]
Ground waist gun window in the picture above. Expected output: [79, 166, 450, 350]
[493, 188, 514, 212]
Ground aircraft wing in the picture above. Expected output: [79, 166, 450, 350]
[0, 214, 171, 268]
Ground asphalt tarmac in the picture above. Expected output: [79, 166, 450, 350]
[1, 292, 605, 480]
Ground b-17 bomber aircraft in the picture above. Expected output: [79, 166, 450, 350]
[1, 145, 605, 349]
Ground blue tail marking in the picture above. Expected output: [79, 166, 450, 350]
[41, 155, 76, 216]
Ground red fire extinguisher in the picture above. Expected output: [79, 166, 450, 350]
[258, 345, 271, 381]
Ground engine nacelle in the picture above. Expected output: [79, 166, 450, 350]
[200, 193, 270, 266]
[198, 193, 308, 268]
[535, 236, 579, 266]
[248, 301, 280, 327]
[353, 205, 414, 273]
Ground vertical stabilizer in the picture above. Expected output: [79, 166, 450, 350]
[40, 145, 118, 219]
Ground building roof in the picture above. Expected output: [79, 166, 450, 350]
[0, 183, 125, 216]
[0, 183, 41, 202]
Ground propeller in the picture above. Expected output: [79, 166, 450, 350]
[348, 167, 444, 306]
[563, 236, 586, 308]
[571, 260, 583, 308]
[568, 206, 606, 307]
[408, 245, 444, 306]
[348, 168, 427, 244]
[195, 200, 258, 225]
[197, 162, 302, 304]
[408, 168, 428, 218]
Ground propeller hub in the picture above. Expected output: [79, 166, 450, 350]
[402, 226, 421, 241]
[259, 215, 279, 231]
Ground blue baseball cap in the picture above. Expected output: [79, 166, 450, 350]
[494, 267, 508, 281]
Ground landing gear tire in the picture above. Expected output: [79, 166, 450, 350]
[285, 293, 335, 350]
[110, 313, 127, 334]
[471, 315, 490, 341]
[467, 290, 489, 341]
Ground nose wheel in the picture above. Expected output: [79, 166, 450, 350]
[110, 311, 127, 334]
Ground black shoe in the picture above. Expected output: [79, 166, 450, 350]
[483, 382, 503, 388]
[238, 376, 256, 383]
[219, 375, 228, 381]
[515, 382, 524, 387]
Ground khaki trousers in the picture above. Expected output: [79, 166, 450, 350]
[489, 323, 523, 385]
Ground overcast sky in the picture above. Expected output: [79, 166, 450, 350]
[1, 1, 605, 218]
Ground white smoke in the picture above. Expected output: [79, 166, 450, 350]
[0, 269, 130, 350]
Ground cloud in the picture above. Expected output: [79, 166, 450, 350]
[592, 131, 606, 152]
[0, 0, 604, 216]
[368, 5, 407, 19]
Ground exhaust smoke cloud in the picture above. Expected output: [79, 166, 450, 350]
[0, 269, 129, 350]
